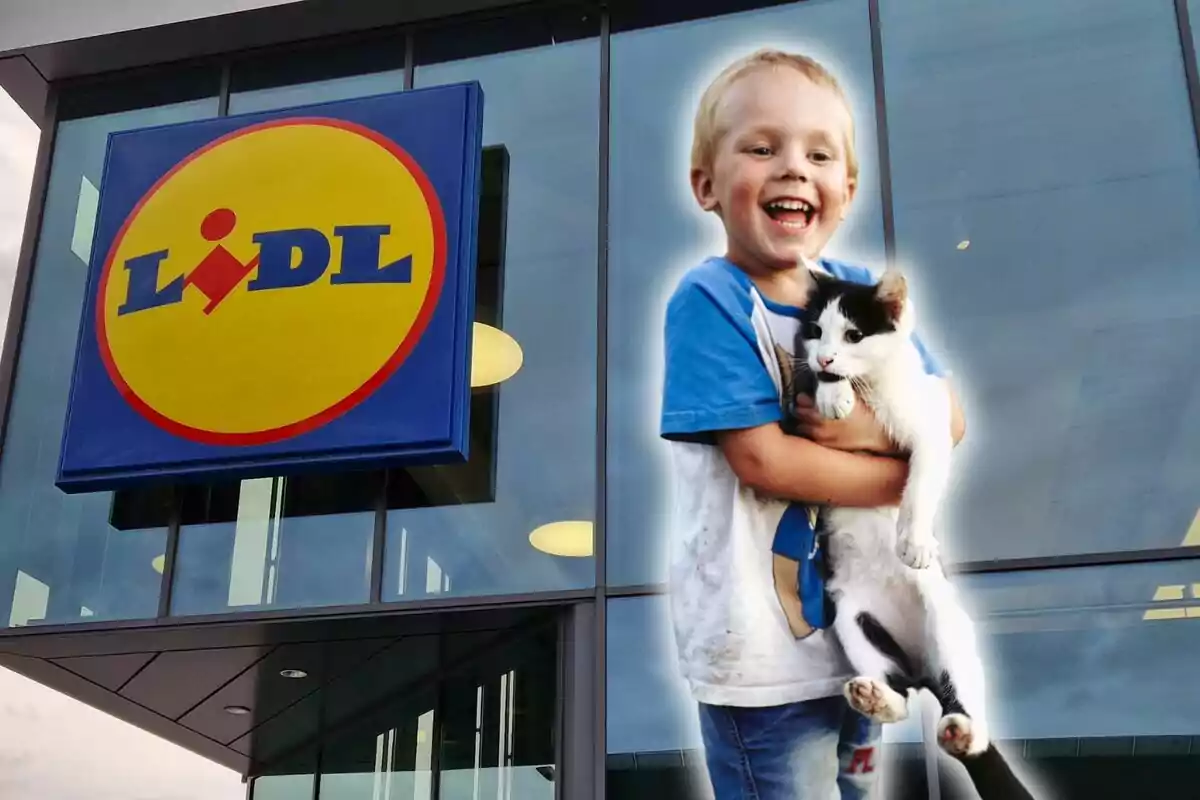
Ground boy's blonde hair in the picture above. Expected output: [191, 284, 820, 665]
[691, 48, 859, 184]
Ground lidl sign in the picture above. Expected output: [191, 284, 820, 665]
[56, 84, 483, 492]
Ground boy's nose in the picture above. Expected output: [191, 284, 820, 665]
[780, 163, 810, 182]
[777, 145, 811, 181]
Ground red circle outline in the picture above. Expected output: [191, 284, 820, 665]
[96, 117, 449, 447]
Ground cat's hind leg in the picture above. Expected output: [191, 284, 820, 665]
[831, 601, 917, 724]
[918, 571, 991, 757]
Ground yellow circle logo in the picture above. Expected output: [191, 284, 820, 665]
[97, 118, 446, 446]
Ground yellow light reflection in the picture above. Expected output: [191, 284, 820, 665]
[1144, 608, 1187, 621]
[1182, 508, 1200, 546]
[1153, 585, 1185, 602]
[471, 323, 523, 388]
[529, 521, 593, 558]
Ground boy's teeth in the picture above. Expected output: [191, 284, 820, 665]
[767, 200, 813, 212]
[765, 199, 815, 228]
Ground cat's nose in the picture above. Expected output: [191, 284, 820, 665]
[817, 356, 834, 369]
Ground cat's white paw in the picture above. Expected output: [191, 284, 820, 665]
[896, 504, 937, 569]
[897, 529, 937, 569]
[844, 677, 909, 723]
[815, 381, 856, 420]
[937, 713, 990, 757]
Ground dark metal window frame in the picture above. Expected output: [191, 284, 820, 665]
[5, 1, 1200, 799]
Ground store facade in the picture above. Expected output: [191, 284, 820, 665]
[2, 0, 1200, 797]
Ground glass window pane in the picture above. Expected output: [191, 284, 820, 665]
[57, 65, 220, 121]
[382, 9, 600, 600]
[0, 93, 219, 627]
[882, 0, 1200, 562]
[170, 471, 380, 615]
[938, 560, 1200, 794]
[318, 690, 438, 800]
[436, 624, 558, 799]
[606, 1, 884, 586]
[957, 560, 1200, 741]
[1192, 0, 1200, 55]
[251, 773, 315, 800]
[315, 622, 557, 799]
[228, 35, 407, 115]
[250, 748, 317, 800]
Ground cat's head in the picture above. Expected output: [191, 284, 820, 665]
[799, 269, 913, 381]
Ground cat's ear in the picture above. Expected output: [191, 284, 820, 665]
[805, 267, 834, 292]
[875, 269, 907, 322]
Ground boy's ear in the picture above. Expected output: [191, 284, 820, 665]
[839, 175, 858, 221]
[690, 167, 719, 212]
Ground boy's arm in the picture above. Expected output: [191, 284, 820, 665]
[718, 422, 910, 507]
[948, 382, 966, 444]
[915, 334, 966, 445]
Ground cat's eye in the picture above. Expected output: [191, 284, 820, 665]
[802, 321, 822, 339]
[845, 329, 864, 343]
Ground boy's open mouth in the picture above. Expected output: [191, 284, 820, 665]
[763, 198, 816, 230]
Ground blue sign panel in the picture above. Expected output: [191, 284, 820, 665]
[56, 83, 484, 492]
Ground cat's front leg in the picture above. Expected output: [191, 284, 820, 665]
[896, 378, 953, 570]
[897, 500, 939, 569]
[815, 379, 856, 420]
[896, 440, 948, 569]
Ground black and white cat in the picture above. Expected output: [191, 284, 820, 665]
[797, 268, 1036, 800]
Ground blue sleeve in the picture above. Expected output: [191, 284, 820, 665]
[912, 333, 947, 378]
[660, 272, 783, 443]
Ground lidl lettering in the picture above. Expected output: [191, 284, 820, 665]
[119, 207, 414, 317]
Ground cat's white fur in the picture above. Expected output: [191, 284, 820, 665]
[802, 269, 991, 758]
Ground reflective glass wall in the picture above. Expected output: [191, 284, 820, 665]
[0, 68, 221, 627]
[383, 7, 600, 602]
[599, 0, 1200, 798]
[0, 6, 602, 626]
[3, 0, 1200, 797]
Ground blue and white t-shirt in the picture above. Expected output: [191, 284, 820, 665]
[659, 255, 944, 708]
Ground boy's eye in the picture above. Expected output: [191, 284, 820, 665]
[811, 151, 833, 163]
[802, 321, 822, 339]
[750, 146, 772, 156]
[845, 329, 864, 344]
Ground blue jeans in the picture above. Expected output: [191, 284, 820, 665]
[697, 696, 882, 799]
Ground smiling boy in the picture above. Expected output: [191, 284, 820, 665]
[660, 49, 964, 798]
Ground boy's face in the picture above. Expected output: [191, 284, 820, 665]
[692, 67, 857, 274]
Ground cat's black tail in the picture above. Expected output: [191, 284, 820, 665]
[954, 742, 1037, 800]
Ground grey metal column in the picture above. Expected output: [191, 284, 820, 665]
[558, 601, 597, 800]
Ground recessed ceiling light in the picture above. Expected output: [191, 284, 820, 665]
[471, 323, 523, 388]
[224, 705, 251, 716]
[956, 239, 971, 251]
[279, 668, 308, 679]
[529, 521, 593, 558]
[151, 555, 165, 574]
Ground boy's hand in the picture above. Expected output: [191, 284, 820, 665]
[794, 394, 901, 456]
